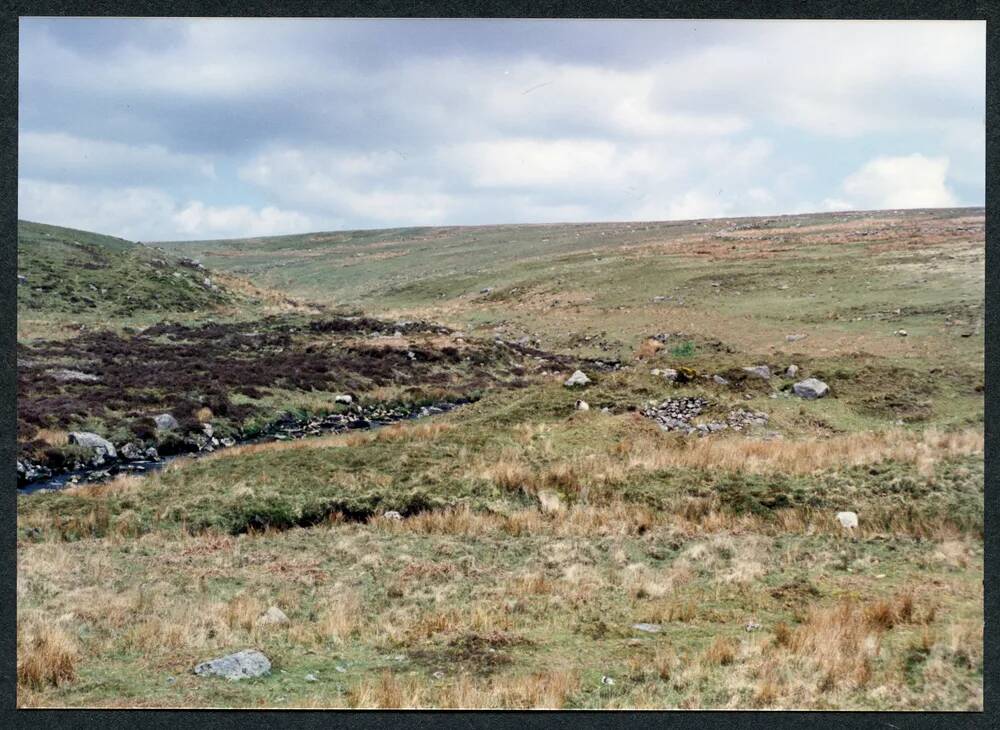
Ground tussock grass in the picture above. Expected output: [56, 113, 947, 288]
[599, 427, 981, 478]
[17, 624, 79, 690]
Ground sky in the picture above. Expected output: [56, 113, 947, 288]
[18, 18, 985, 241]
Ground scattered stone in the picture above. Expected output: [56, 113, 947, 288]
[257, 606, 289, 626]
[836, 511, 859, 531]
[632, 623, 662, 634]
[46, 368, 100, 382]
[193, 650, 271, 681]
[792, 378, 829, 399]
[575, 399, 590, 411]
[785, 364, 799, 378]
[564, 370, 591, 387]
[67, 432, 117, 460]
[202, 423, 214, 438]
[742, 365, 771, 380]
[713, 374, 729, 386]
[785, 334, 807, 343]
[382, 510, 403, 521]
[642, 397, 709, 432]
[154, 413, 179, 431]
[120, 443, 145, 461]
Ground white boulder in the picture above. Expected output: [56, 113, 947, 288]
[68, 432, 117, 459]
[792, 378, 829, 399]
[564, 370, 591, 387]
[154, 413, 179, 431]
[836, 511, 859, 531]
[194, 650, 271, 680]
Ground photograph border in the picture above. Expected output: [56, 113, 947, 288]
[2, 1, 995, 728]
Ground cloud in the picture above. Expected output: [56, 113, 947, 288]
[19, 131, 216, 185]
[173, 202, 315, 238]
[18, 19, 985, 236]
[18, 178, 320, 241]
[841, 154, 957, 209]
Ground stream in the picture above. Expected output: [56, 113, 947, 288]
[17, 398, 472, 495]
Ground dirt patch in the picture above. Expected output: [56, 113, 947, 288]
[409, 631, 533, 677]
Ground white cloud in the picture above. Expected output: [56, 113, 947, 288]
[18, 179, 177, 240]
[173, 202, 315, 238]
[821, 198, 855, 211]
[18, 178, 320, 240]
[18, 19, 984, 232]
[454, 138, 624, 188]
[19, 131, 216, 182]
[841, 154, 957, 209]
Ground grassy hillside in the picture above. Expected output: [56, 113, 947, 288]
[18, 208, 984, 709]
[158, 208, 985, 372]
[16, 220, 307, 341]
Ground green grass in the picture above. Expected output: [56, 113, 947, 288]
[17, 208, 984, 709]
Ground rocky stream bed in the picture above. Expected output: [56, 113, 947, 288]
[17, 398, 473, 494]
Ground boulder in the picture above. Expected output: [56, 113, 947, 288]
[563, 370, 591, 387]
[742, 365, 771, 380]
[836, 511, 859, 530]
[154, 413, 179, 431]
[785, 364, 799, 378]
[194, 650, 271, 681]
[661, 368, 679, 382]
[713, 374, 729, 386]
[632, 623, 662, 634]
[792, 378, 829, 399]
[202, 423, 214, 438]
[120, 443, 145, 461]
[68, 432, 117, 460]
[257, 606, 289, 626]
[334, 394, 353, 405]
[382, 510, 403, 521]
[46, 368, 100, 382]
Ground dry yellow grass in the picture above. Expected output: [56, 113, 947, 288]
[703, 636, 738, 666]
[634, 337, 664, 360]
[17, 624, 79, 690]
[616, 427, 982, 476]
[34, 428, 69, 446]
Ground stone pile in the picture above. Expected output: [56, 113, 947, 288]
[642, 397, 710, 431]
[642, 398, 769, 436]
